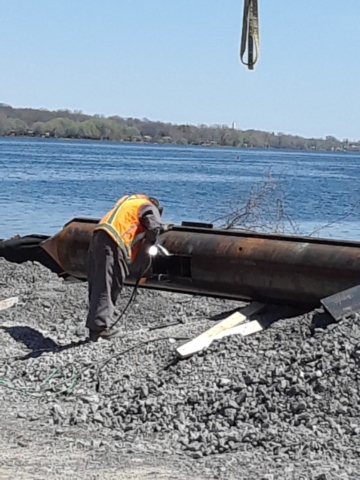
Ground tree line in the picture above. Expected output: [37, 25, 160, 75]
[0, 103, 358, 152]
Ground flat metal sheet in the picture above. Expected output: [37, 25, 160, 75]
[321, 284, 360, 321]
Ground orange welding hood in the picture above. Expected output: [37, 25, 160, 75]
[95, 194, 152, 264]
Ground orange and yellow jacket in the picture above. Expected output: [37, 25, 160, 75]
[95, 194, 161, 264]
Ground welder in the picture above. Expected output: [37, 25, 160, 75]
[86, 193, 170, 342]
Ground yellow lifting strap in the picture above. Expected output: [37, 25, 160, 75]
[240, 0, 260, 70]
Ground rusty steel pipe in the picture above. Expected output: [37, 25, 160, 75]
[41, 218, 98, 280]
[41, 217, 360, 307]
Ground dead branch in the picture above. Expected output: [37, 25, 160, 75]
[213, 168, 300, 235]
[307, 200, 360, 237]
[213, 168, 359, 238]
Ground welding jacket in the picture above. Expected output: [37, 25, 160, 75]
[95, 194, 162, 265]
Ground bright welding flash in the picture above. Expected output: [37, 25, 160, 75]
[149, 245, 159, 256]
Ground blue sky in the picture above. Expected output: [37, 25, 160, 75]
[1, 1, 359, 140]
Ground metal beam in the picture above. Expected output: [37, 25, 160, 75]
[41, 217, 360, 308]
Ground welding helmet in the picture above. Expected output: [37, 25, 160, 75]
[149, 197, 163, 216]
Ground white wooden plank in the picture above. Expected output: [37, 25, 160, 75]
[176, 302, 264, 358]
[0, 296, 19, 312]
[214, 319, 263, 339]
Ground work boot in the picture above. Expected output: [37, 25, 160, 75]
[89, 329, 121, 342]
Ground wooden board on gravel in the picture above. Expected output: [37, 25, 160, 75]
[0, 297, 19, 312]
[176, 302, 265, 358]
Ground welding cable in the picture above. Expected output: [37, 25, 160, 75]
[149, 321, 182, 331]
[0, 252, 156, 363]
[0, 242, 172, 396]
[0, 336, 189, 397]
[109, 223, 174, 331]
[95, 335, 190, 392]
[109, 253, 153, 330]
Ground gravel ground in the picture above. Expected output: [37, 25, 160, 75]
[1, 258, 360, 479]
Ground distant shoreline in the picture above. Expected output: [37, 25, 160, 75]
[1, 103, 359, 153]
[1, 135, 358, 155]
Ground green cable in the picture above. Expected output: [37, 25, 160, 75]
[0, 336, 189, 397]
[0, 365, 78, 397]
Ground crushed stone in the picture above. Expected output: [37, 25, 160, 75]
[1, 258, 359, 479]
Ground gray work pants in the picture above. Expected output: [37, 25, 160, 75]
[86, 230, 127, 332]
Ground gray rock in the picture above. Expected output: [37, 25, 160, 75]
[1, 257, 360, 478]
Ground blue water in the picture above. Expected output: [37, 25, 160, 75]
[0, 137, 360, 240]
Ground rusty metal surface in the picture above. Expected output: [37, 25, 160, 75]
[41, 218, 360, 307]
[41, 220, 97, 279]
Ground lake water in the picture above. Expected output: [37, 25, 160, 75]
[0, 137, 359, 240]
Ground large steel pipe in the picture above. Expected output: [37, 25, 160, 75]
[41, 218, 360, 307]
